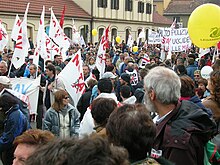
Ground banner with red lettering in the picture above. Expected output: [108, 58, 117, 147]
[58, 50, 85, 105]
[49, 8, 70, 60]
[96, 25, 110, 77]
[12, 3, 29, 69]
[11, 14, 22, 41]
[0, 20, 8, 51]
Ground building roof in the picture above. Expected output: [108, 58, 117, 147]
[0, 0, 91, 19]
[164, 0, 220, 15]
[153, 11, 173, 25]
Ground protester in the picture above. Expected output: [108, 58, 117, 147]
[13, 129, 55, 165]
[144, 66, 216, 165]
[26, 136, 129, 165]
[0, 94, 29, 165]
[120, 85, 136, 104]
[43, 89, 80, 138]
[91, 98, 117, 138]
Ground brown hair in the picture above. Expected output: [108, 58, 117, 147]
[52, 90, 69, 111]
[13, 129, 55, 147]
[180, 75, 195, 97]
[210, 71, 220, 105]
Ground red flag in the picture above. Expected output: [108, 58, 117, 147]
[59, 5, 66, 28]
[0, 20, 2, 41]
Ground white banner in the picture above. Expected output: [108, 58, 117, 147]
[10, 76, 40, 115]
[148, 30, 161, 45]
[158, 28, 192, 52]
[125, 69, 138, 86]
[58, 50, 85, 106]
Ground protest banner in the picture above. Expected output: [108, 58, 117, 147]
[10, 76, 40, 114]
[125, 69, 138, 86]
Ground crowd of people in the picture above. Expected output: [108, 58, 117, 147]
[0, 40, 220, 165]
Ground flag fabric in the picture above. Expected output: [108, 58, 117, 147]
[138, 28, 145, 39]
[59, 5, 66, 28]
[34, 6, 46, 66]
[72, 19, 80, 44]
[11, 14, 22, 41]
[96, 25, 110, 77]
[0, 20, 8, 51]
[127, 33, 133, 49]
[58, 50, 85, 105]
[45, 32, 60, 60]
[12, 3, 29, 69]
[112, 36, 115, 47]
[139, 53, 150, 68]
[49, 8, 70, 61]
[170, 18, 176, 29]
[199, 48, 210, 58]
[79, 35, 86, 46]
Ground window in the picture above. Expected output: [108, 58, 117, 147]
[80, 25, 88, 43]
[99, 28, 104, 40]
[146, 3, 152, 14]
[98, 0, 108, 8]
[64, 27, 72, 39]
[125, 0, 133, 11]
[111, 0, 119, 10]
[138, 2, 144, 13]
[111, 28, 117, 41]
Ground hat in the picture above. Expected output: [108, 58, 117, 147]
[0, 76, 11, 86]
[120, 73, 130, 83]
[102, 72, 117, 79]
[29, 55, 34, 60]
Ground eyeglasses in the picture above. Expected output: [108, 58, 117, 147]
[194, 75, 200, 77]
[64, 96, 69, 99]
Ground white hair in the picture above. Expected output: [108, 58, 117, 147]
[144, 66, 181, 105]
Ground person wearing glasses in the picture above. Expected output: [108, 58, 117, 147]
[43, 89, 80, 138]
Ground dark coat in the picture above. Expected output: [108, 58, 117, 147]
[154, 100, 216, 165]
[77, 88, 92, 121]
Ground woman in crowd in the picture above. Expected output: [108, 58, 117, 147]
[43, 89, 80, 138]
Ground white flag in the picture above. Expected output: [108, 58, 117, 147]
[58, 50, 85, 105]
[138, 28, 145, 39]
[170, 18, 176, 29]
[49, 8, 70, 61]
[72, 19, 80, 44]
[11, 14, 22, 41]
[34, 6, 46, 66]
[12, 3, 29, 69]
[127, 34, 133, 49]
[0, 20, 9, 51]
[96, 25, 110, 77]
[79, 35, 86, 46]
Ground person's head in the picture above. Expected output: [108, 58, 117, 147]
[26, 136, 129, 165]
[176, 58, 184, 65]
[83, 65, 90, 77]
[198, 78, 208, 92]
[194, 70, 201, 82]
[55, 66, 62, 75]
[2, 53, 8, 62]
[0, 61, 8, 74]
[105, 58, 112, 66]
[139, 68, 149, 80]
[106, 104, 156, 162]
[54, 55, 62, 63]
[207, 71, 220, 103]
[0, 76, 11, 92]
[180, 75, 195, 98]
[91, 98, 117, 127]
[87, 78, 98, 89]
[13, 129, 55, 165]
[212, 59, 220, 71]
[176, 65, 187, 76]
[0, 93, 19, 112]
[29, 64, 37, 76]
[187, 57, 195, 65]
[52, 90, 70, 111]
[97, 78, 113, 93]
[144, 66, 181, 113]
[120, 85, 131, 99]
[89, 57, 95, 65]
[120, 73, 130, 85]
[45, 64, 56, 78]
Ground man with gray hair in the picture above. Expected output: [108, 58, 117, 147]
[144, 66, 216, 165]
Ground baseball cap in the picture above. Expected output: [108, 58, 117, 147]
[0, 76, 11, 86]
[102, 72, 117, 79]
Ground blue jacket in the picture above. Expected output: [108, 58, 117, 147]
[0, 104, 29, 152]
[186, 64, 198, 80]
[43, 103, 80, 137]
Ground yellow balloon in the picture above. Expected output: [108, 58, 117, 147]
[188, 3, 220, 48]
[133, 46, 138, 52]
[116, 36, 121, 43]
[92, 29, 97, 36]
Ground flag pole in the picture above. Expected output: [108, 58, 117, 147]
[7, 61, 13, 77]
